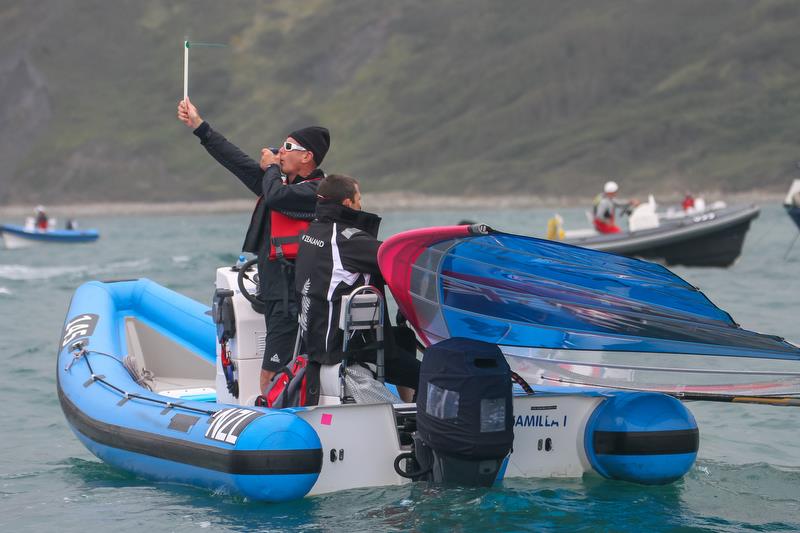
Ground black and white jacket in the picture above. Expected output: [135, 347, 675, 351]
[294, 202, 383, 365]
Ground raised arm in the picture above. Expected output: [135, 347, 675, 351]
[177, 98, 263, 195]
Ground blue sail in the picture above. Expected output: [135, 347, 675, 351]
[378, 226, 800, 397]
[438, 233, 796, 358]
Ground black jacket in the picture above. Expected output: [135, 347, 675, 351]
[193, 121, 321, 300]
[294, 202, 384, 365]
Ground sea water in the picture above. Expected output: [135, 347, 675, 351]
[1, 204, 798, 532]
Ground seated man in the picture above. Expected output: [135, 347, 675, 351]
[295, 174, 420, 405]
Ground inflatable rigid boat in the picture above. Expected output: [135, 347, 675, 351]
[1, 224, 99, 249]
[560, 200, 759, 267]
[57, 266, 700, 502]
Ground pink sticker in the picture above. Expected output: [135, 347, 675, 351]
[320, 413, 333, 426]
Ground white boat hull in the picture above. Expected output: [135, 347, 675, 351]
[2, 231, 37, 249]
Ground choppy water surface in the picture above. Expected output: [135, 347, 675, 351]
[1, 204, 798, 532]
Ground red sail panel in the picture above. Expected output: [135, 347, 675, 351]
[377, 225, 472, 344]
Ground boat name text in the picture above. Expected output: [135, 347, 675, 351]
[514, 414, 567, 428]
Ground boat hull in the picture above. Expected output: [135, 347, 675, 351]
[1, 224, 99, 249]
[565, 205, 759, 267]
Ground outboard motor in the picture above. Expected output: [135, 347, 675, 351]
[413, 338, 514, 487]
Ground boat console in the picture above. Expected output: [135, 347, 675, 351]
[212, 264, 266, 406]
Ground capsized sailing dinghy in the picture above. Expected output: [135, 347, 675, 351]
[378, 225, 800, 404]
[57, 266, 701, 501]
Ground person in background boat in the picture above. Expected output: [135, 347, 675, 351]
[65, 219, 78, 230]
[592, 181, 636, 234]
[177, 97, 329, 394]
[295, 174, 420, 405]
[34, 205, 49, 231]
[682, 192, 695, 211]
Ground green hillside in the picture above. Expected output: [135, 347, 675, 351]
[2, 0, 800, 204]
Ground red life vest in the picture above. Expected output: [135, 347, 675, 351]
[266, 175, 323, 261]
[269, 210, 312, 261]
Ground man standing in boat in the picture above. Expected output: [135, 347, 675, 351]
[295, 174, 420, 404]
[177, 97, 329, 395]
[592, 181, 635, 234]
[34, 205, 49, 230]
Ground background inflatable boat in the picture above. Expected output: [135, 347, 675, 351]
[1, 224, 99, 248]
[564, 204, 760, 267]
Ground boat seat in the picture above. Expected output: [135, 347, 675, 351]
[123, 317, 215, 394]
[317, 361, 400, 405]
[307, 286, 400, 405]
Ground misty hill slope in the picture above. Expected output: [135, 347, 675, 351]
[2, 0, 800, 204]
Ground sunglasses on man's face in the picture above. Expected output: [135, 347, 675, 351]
[283, 141, 307, 152]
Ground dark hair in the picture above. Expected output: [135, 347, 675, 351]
[317, 174, 359, 204]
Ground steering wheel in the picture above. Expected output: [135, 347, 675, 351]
[236, 257, 265, 314]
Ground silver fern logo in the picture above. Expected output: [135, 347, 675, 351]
[299, 278, 311, 332]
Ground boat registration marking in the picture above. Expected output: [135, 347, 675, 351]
[61, 314, 99, 349]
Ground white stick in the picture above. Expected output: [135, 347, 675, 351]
[183, 40, 189, 101]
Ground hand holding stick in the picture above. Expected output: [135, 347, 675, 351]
[177, 97, 203, 129]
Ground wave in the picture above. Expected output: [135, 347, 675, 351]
[0, 259, 151, 281]
[0, 264, 86, 281]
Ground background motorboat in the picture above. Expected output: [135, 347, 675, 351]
[556, 196, 759, 267]
[1, 221, 99, 249]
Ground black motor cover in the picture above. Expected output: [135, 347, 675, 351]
[416, 338, 514, 461]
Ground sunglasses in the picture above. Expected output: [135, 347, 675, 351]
[283, 141, 307, 152]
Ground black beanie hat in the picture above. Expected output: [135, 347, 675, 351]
[288, 126, 330, 166]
